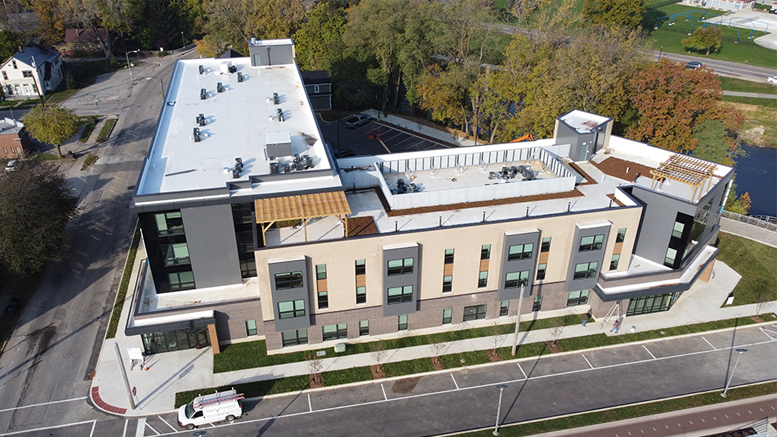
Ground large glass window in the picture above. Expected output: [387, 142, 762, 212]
[505, 270, 530, 288]
[154, 211, 184, 236]
[481, 244, 491, 260]
[499, 301, 509, 316]
[318, 291, 328, 309]
[282, 329, 308, 346]
[610, 254, 620, 271]
[536, 263, 547, 280]
[616, 228, 627, 243]
[398, 315, 408, 330]
[168, 271, 195, 290]
[463, 304, 487, 321]
[323, 323, 347, 341]
[567, 290, 590, 307]
[478, 271, 488, 288]
[355, 259, 366, 275]
[579, 235, 604, 252]
[387, 286, 413, 304]
[356, 286, 366, 304]
[315, 264, 327, 280]
[245, 320, 257, 336]
[442, 308, 452, 324]
[359, 320, 369, 336]
[533, 296, 542, 312]
[671, 221, 685, 239]
[573, 261, 598, 279]
[541, 237, 551, 253]
[508, 243, 534, 261]
[443, 275, 453, 293]
[278, 300, 305, 319]
[274, 272, 303, 290]
[664, 247, 678, 267]
[627, 292, 680, 316]
[444, 249, 455, 264]
[162, 242, 190, 266]
[387, 258, 414, 276]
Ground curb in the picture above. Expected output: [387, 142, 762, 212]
[90, 386, 127, 416]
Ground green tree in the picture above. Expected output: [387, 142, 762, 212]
[251, 0, 306, 40]
[294, 1, 348, 72]
[582, 0, 645, 29]
[0, 30, 24, 63]
[682, 25, 723, 56]
[692, 119, 744, 166]
[0, 162, 79, 277]
[726, 192, 751, 215]
[22, 105, 80, 158]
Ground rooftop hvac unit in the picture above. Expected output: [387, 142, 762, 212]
[219, 61, 232, 75]
[270, 162, 279, 174]
[193, 128, 200, 143]
[276, 108, 284, 122]
[273, 93, 279, 104]
[196, 114, 206, 126]
[198, 65, 204, 75]
[237, 72, 243, 83]
[235, 157, 243, 172]
[228, 65, 237, 74]
[200, 88, 207, 100]
[217, 82, 223, 93]
[232, 168, 240, 179]
[265, 132, 292, 157]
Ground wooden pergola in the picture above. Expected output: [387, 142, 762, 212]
[650, 154, 717, 203]
[255, 191, 351, 245]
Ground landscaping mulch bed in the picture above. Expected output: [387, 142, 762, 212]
[592, 156, 655, 183]
[431, 356, 444, 370]
[370, 364, 385, 379]
[546, 341, 563, 354]
[487, 349, 501, 362]
[309, 373, 323, 389]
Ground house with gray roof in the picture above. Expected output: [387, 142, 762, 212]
[0, 46, 64, 100]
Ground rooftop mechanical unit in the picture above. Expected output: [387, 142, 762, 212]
[217, 82, 224, 93]
[276, 108, 284, 122]
[196, 114, 206, 126]
[265, 132, 292, 158]
[237, 72, 243, 82]
[193, 128, 200, 143]
[200, 88, 207, 100]
[198, 64, 204, 75]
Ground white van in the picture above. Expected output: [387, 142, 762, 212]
[177, 389, 244, 430]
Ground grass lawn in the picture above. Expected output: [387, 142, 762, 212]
[106, 227, 140, 338]
[720, 77, 777, 94]
[96, 118, 116, 142]
[175, 375, 310, 408]
[724, 99, 777, 148]
[459, 381, 777, 436]
[79, 121, 96, 142]
[46, 89, 80, 105]
[715, 232, 777, 307]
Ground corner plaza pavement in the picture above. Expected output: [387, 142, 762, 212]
[83, 115, 777, 436]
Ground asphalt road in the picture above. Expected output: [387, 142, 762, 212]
[0, 52, 194, 435]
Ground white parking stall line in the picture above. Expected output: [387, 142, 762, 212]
[89, 420, 96, 437]
[122, 419, 128, 437]
[582, 354, 594, 369]
[517, 362, 527, 380]
[643, 345, 657, 359]
[145, 420, 160, 435]
[0, 420, 97, 437]
[0, 396, 87, 413]
[135, 418, 146, 437]
[158, 416, 177, 432]
[451, 374, 460, 390]
[702, 336, 717, 350]
[381, 383, 388, 400]
[308, 394, 313, 412]
[759, 327, 777, 341]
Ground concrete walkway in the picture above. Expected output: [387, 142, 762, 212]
[89, 234, 776, 416]
[720, 216, 777, 248]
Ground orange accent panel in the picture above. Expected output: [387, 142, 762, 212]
[208, 324, 220, 354]
[479, 259, 490, 271]
[356, 275, 366, 287]
[539, 252, 549, 264]
[613, 242, 623, 254]
[443, 264, 454, 276]
[317, 279, 328, 292]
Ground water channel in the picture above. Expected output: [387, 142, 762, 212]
[732, 144, 777, 218]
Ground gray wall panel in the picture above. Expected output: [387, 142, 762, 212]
[268, 258, 312, 332]
[181, 204, 242, 288]
[382, 244, 420, 317]
[498, 230, 540, 301]
[565, 222, 611, 291]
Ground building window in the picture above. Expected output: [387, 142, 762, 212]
[463, 304, 487, 321]
[316, 264, 327, 280]
[318, 291, 328, 309]
[278, 300, 305, 319]
[536, 263, 547, 280]
[168, 271, 195, 290]
[616, 228, 627, 243]
[398, 314, 408, 330]
[442, 308, 452, 324]
[532, 296, 542, 312]
[282, 329, 308, 346]
[444, 249, 455, 264]
[22, 70, 32, 78]
[610, 254, 620, 270]
[481, 244, 491, 260]
[505, 270, 529, 288]
[499, 301, 509, 316]
[12, 60, 17, 69]
[359, 320, 369, 336]
[154, 211, 184, 236]
[478, 271, 488, 288]
[274, 271, 303, 290]
[579, 235, 604, 252]
[322, 323, 347, 341]
[162, 242, 190, 266]
[245, 320, 257, 336]
[443, 275, 453, 293]
[508, 243, 534, 260]
[664, 247, 678, 267]
[573, 261, 599, 279]
[541, 237, 551, 253]
[356, 286, 366, 304]
[387, 285, 413, 304]
[1, 71, 6, 80]
[314, 84, 320, 93]
[355, 259, 366, 275]
[567, 290, 590, 307]
[387, 258, 413, 276]
[671, 221, 685, 239]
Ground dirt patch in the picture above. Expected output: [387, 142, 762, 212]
[431, 356, 444, 370]
[309, 373, 323, 389]
[487, 349, 502, 362]
[545, 341, 563, 354]
[751, 316, 764, 323]
[347, 216, 379, 237]
[592, 156, 655, 183]
[725, 101, 777, 148]
[391, 376, 422, 394]
[370, 364, 385, 379]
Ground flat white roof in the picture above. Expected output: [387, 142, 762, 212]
[135, 57, 337, 197]
[559, 110, 610, 134]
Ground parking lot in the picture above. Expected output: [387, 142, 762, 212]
[318, 116, 452, 158]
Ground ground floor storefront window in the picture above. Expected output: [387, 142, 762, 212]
[141, 328, 210, 354]
[626, 292, 682, 316]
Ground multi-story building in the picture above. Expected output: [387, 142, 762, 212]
[0, 118, 31, 159]
[126, 39, 732, 356]
[0, 46, 64, 100]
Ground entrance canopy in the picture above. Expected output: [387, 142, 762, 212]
[255, 191, 351, 244]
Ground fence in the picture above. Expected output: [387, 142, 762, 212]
[721, 210, 777, 232]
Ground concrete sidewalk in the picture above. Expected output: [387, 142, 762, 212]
[88, 234, 776, 416]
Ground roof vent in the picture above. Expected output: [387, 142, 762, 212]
[198, 65, 204, 75]
[217, 82, 223, 93]
[228, 65, 237, 74]
[193, 127, 200, 142]
[200, 88, 207, 100]
[237, 72, 243, 82]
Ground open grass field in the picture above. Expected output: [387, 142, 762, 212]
[716, 232, 777, 307]
[725, 99, 777, 147]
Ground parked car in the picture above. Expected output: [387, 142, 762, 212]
[5, 160, 17, 172]
[768, 76, 777, 85]
[344, 114, 372, 129]
[684, 61, 703, 70]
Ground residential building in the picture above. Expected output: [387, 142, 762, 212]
[55, 28, 108, 58]
[126, 39, 731, 356]
[0, 46, 64, 100]
[0, 118, 31, 159]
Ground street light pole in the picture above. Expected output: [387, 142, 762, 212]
[493, 385, 508, 436]
[125, 50, 140, 85]
[721, 348, 747, 397]
[659, 46, 663, 61]
[181, 31, 185, 49]
[511, 283, 525, 356]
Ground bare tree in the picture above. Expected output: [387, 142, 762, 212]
[491, 323, 505, 350]
[753, 280, 771, 319]
[428, 334, 448, 358]
[370, 341, 388, 367]
[306, 355, 323, 375]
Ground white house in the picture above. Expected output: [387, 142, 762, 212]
[0, 46, 64, 100]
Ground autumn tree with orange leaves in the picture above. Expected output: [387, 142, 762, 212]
[626, 59, 744, 155]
